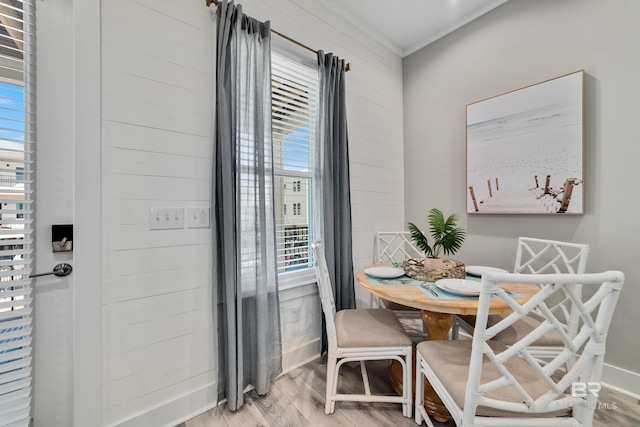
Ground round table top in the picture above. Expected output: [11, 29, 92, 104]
[356, 267, 539, 315]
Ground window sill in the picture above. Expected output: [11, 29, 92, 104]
[278, 267, 317, 292]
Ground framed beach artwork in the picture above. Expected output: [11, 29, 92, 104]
[466, 70, 585, 214]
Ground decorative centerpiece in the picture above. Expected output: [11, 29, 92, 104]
[405, 208, 466, 282]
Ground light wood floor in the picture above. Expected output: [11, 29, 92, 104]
[182, 358, 640, 427]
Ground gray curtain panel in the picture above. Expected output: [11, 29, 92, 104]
[213, 0, 282, 412]
[316, 51, 356, 354]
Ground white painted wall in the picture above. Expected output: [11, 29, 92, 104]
[403, 0, 640, 395]
[100, 0, 404, 425]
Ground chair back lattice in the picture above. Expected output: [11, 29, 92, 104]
[514, 237, 589, 275]
[373, 232, 424, 265]
[513, 237, 590, 336]
[463, 270, 624, 424]
[312, 241, 338, 345]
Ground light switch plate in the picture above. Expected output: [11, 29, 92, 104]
[149, 208, 184, 230]
[186, 207, 210, 228]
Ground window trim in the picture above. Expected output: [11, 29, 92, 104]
[278, 266, 317, 291]
[272, 49, 318, 287]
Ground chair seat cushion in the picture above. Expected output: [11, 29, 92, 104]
[334, 308, 412, 348]
[456, 314, 564, 347]
[416, 340, 571, 418]
[491, 314, 564, 347]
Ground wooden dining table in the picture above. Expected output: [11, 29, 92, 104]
[355, 266, 539, 422]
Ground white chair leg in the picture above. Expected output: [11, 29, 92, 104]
[415, 353, 424, 425]
[360, 361, 372, 396]
[414, 353, 436, 426]
[325, 356, 337, 414]
[330, 357, 340, 414]
[404, 351, 413, 418]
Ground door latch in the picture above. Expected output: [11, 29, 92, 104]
[29, 263, 73, 278]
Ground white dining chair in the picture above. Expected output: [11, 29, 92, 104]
[453, 237, 590, 364]
[312, 240, 413, 417]
[373, 231, 424, 266]
[373, 231, 426, 337]
[415, 269, 624, 427]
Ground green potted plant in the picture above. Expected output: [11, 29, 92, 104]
[406, 208, 466, 280]
[408, 208, 466, 258]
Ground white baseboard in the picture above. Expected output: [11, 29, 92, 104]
[106, 382, 217, 427]
[282, 338, 321, 373]
[601, 362, 640, 399]
[281, 352, 321, 375]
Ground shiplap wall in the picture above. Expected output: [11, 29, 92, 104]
[101, 0, 404, 425]
[101, 0, 215, 425]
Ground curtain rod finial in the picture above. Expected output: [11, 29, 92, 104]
[206, 0, 217, 7]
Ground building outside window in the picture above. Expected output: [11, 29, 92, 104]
[272, 51, 318, 274]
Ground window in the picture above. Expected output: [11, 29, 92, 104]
[0, 1, 36, 424]
[272, 51, 318, 275]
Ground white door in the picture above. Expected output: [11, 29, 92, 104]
[29, 0, 102, 426]
[0, 1, 101, 426]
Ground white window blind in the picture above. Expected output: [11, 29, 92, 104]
[272, 52, 318, 274]
[0, 0, 36, 425]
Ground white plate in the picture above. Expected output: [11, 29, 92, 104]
[465, 265, 509, 277]
[435, 278, 482, 296]
[364, 266, 405, 279]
